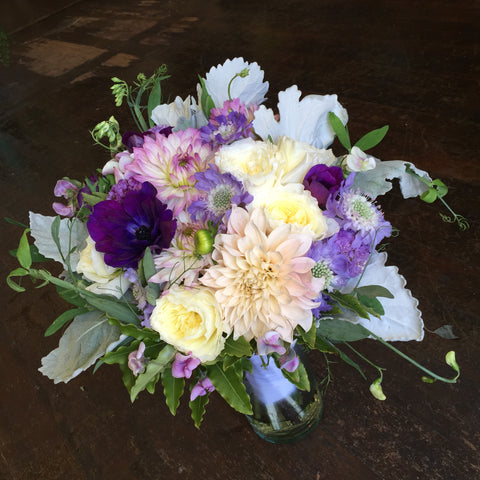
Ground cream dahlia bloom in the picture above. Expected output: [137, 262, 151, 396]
[200, 207, 324, 343]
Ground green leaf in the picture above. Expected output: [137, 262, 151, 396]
[189, 393, 210, 429]
[162, 367, 185, 415]
[80, 290, 140, 325]
[45, 307, 89, 336]
[354, 125, 389, 151]
[16, 229, 32, 269]
[141, 247, 156, 283]
[317, 318, 370, 342]
[431, 179, 448, 198]
[50, 216, 62, 258]
[319, 337, 367, 380]
[223, 335, 253, 357]
[313, 332, 337, 353]
[328, 111, 351, 152]
[281, 360, 310, 391]
[206, 363, 252, 414]
[130, 345, 176, 401]
[355, 285, 394, 299]
[107, 318, 160, 341]
[297, 323, 317, 349]
[420, 188, 438, 203]
[80, 192, 107, 207]
[329, 291, 370, 320]
[198, 75, 215, 116]
[56, 283, 86, 308]
[357, 294, 385, 316]
[4, 216, 28, 228]
[6, 267, 29, 292]
[147, 81, 162, 128]
[102, 342, 138, 391]
[433, 325, 459, 340]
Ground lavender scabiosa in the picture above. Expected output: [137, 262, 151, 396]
[188, 165, 252, 223]
[326, 173, 392, 248]
[87, 182, 176, 269]
[199, 110, 252, 146]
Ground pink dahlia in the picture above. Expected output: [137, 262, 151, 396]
[126, 128, 213, 216]
[200, 207, 324, 343]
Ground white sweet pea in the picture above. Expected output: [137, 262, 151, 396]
[151, 95, 206, 129]
[102, 150, 134, 182]
[253, 85, 348, 149]
[344, 146, 377, 172]
[76, 236, 131, 298]
[202, 57, 269, 108]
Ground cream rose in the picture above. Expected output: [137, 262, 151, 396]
[215, 136, 336, 190]
[214, 137, 278, 188]
[249, 183, 338, 240]
[76, 236, 130, 298]
[150, 285, 228, 362]
[275, 136, 336, 184]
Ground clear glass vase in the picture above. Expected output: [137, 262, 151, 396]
[243, 348, 323, 444]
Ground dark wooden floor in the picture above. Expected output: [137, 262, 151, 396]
[1, 1, 479, 479]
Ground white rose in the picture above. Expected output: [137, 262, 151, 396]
[76, 237, 130, 298]
[276, 136, 336, 184]
[150, 285, 228, 362]
[214, 137, 278, 189]
[249, 183, 338, 240]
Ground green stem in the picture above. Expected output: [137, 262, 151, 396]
[367, 330, 459, 383]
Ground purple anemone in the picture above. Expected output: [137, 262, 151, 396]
[87, 182, 176, 269]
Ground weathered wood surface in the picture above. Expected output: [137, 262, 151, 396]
[0, 1, 478, 479]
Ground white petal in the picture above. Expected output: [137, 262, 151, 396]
[341, 252, 424, 341]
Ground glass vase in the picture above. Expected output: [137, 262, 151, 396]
[243, 347, 323, 444]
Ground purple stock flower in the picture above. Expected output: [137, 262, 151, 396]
[106, 178, 142, 202]
[128, 342, 146, 376]
[171, 352, 201, 379]
[190, 377, 215, 402]
[87, 181, 176, 269]
[303, 164, 344, 209]
[122, 125, 173, 153]
[188, 165, 252, 223]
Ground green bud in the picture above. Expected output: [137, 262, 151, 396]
[194, 229, 214, 255]
[369, 378, 386, 401]
[239, 68, 250, 78]
[445, 351, 459, 373]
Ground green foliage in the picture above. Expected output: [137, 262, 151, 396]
[205, 363, 252, 415]
[45, 307, 89, 336]
[281, 359, 310, 392]
[162, 367, 185, 415]
[111, 65, 170, 132]
[354, 125, 389, 151]
[130, 345, 176, 401]
[107, 317, 160, 342]
[189, 393, 210, 429]
[328, 112, 351, 152]
[317, 318, 371, 342]
[223, 335, 253, 357]
[297, 323, 317, 349]
[198, 75, 215, 117]
[328, 291, 370, 320]
[90, 116, 123, 154]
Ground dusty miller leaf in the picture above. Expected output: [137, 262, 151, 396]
[39, 311, 122, 383]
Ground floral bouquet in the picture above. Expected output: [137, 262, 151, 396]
[7, 58, 461, 433]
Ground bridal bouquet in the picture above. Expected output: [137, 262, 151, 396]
[7, 58, 461, 427]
